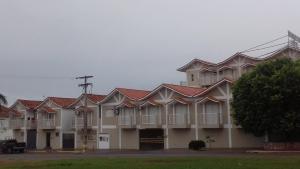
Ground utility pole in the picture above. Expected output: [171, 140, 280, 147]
[76, 75, 93, 151]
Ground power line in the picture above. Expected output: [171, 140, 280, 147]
[0, 75, 76, 80]
[241, 42, 288, 53]
[256, 47, 285, 58]
[240, 35, 288, 53]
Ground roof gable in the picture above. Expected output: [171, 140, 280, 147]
[101, 88, 151, 103]
[177, 59, 216, 72]
[38, 97, 76, 109]
[194, 78, 233, 97]
[49, 97, 76, 108]
[116, 88, 151, 101]
[141, 83, 206, 100]
[69, 94, 106, 108]
[217, 53, 261, 66]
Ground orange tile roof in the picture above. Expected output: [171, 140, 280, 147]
[116, 88, 151, 101]
[0, 105, 22, 117]
[87, 94, 106, 103]
[18, 99, 43, 109]
[48, 97, 77, 108]
[163, 84, 206, 97]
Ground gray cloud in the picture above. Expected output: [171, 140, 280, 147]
[1, 0, 300, 104]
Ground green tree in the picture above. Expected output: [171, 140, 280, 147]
[232, 59, 300, 142]
[0, 93, 7, 105]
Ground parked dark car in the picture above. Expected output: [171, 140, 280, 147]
[0, 139, 26, 153]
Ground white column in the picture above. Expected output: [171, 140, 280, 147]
[187, 104, 190, 124]
[23, 113, 27, 142]
[23, 129, 27, 143]
[202, 103, 206, 125]
[165, 104, 169, 149]
[100, 105, 103, 133]
[118, 127, 122, 149]
[195, 103, 199, 140]
[133, 108, 136, 125]
[219, 102, 223, 124]
[226, 83, 232, 148]
[36, 112, 39, 149]
[74, 131, 77, 149]
[159, 106, 162, 125]
[96, 105, 100, 149]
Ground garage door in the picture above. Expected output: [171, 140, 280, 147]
[63, 133, 74, 150]
[26, 129, 36, 149]
[139, 129, 164, 150]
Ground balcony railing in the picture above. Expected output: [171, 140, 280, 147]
[72, 117, 93, 129]
[118, 115, 136, 128]
[0, 120, 9, 129]
[142, 115, 157, 125]
[200, 77, 217, 86]
[38, 119, 56, 129]
[10, 119, 24, 129]
[26, 120, 37, 129]
[141, 114, 161, 128]
[168, 113, 190, 128]
[199, 113, 222, 128]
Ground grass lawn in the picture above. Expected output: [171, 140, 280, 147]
[1, 156, 300, 169]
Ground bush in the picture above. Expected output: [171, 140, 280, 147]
[188, 140, 206, 150]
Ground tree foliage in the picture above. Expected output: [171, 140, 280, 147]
[232, 59, 300, 141]
[0, 93, 7, 105]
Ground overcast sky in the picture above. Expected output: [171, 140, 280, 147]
[0, 0, 300, 105]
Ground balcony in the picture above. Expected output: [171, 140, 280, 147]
[72, 117, 93, 129]
[38, 119, 56, 129]
[0, 120, 9, 129]
[168, 113, 190, 128]
[118, 115, 136, 129]
[10, 119, 24, 129]
[141, 114, 161, 128]
[199, 113, 223, 128]
[26, 120, 37, 129]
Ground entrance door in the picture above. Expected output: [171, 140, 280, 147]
[139, 129, 164, 150]
[26, 130, 37, 149]
[46, 132, 51, 148]
[98, 134, 109, 149]
[62, 133, 74, 149]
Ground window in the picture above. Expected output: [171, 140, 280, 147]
[191, 74, 194, 81]
[174, 104, 187, 125]
[205, 102, 219, 124]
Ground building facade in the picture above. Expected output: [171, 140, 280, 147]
[10, 99, 42, 149]
[5, 45, 300, 150]
[69, 94, 106, 149]
[36, 97, 76, 149]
